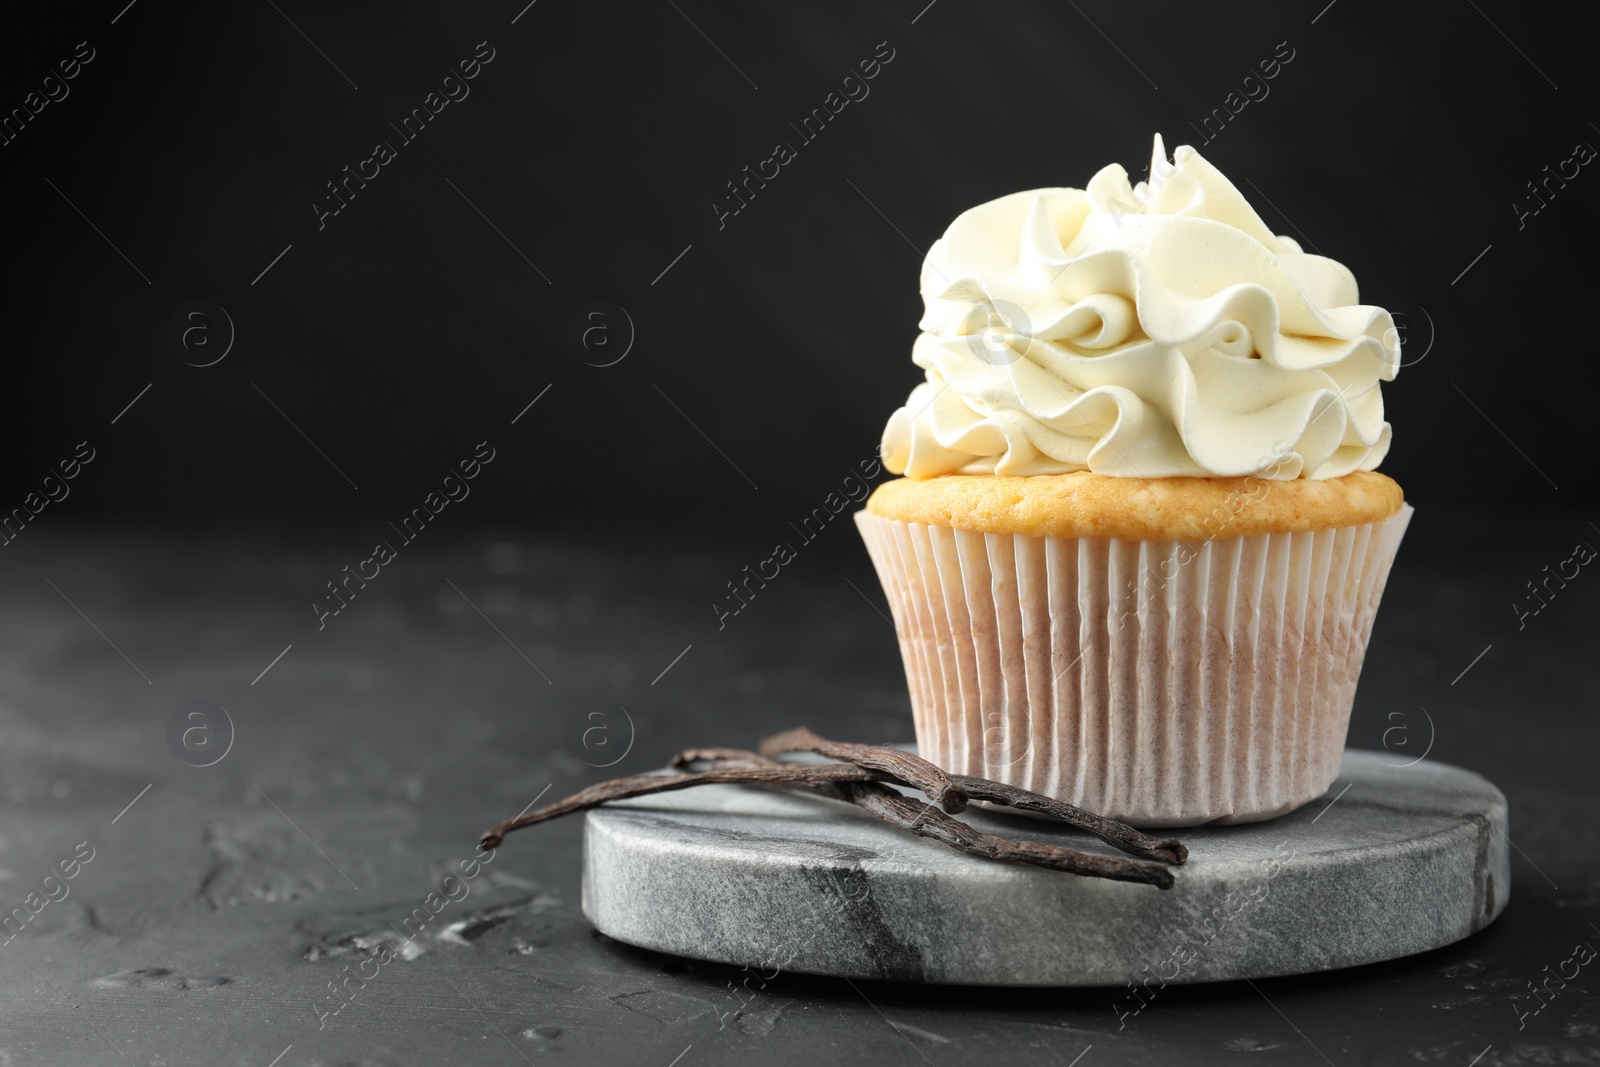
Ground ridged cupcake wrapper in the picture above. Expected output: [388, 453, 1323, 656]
[855, 505, 1412, 826]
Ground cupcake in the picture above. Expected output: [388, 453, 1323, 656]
[856, 136, 1410, 826]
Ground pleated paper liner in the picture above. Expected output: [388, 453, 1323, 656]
[855, 505, 1412, 827]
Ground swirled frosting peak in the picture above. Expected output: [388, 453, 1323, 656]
[881, 135, 1398, 480]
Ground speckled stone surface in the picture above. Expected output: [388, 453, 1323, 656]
[584, 750, 1509, 986]
[2, 523, 1585, 1065]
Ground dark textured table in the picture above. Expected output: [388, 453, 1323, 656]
[1, 514, 1594, 1066]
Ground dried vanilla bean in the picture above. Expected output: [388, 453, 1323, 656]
[835, 780, 1175, 889]
[950, 775, 1187, 866]
[759, 727, 968, 814]
[667, 747, 777, 771]
[478, 764, 895, 849]
[758, 727, 1185, 865]
[675, 751, 1175, 889]
[479, 731, 1188, 891]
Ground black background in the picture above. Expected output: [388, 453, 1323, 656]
[4, 6, 1600, 1064]
[3, 1, 1595, 527]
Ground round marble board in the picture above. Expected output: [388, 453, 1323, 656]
[581, 749, 1508, 986]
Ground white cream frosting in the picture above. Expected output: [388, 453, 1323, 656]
[882, 135, 1397, 480]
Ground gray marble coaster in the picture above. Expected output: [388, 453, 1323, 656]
[581, 750, 1509, 986]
